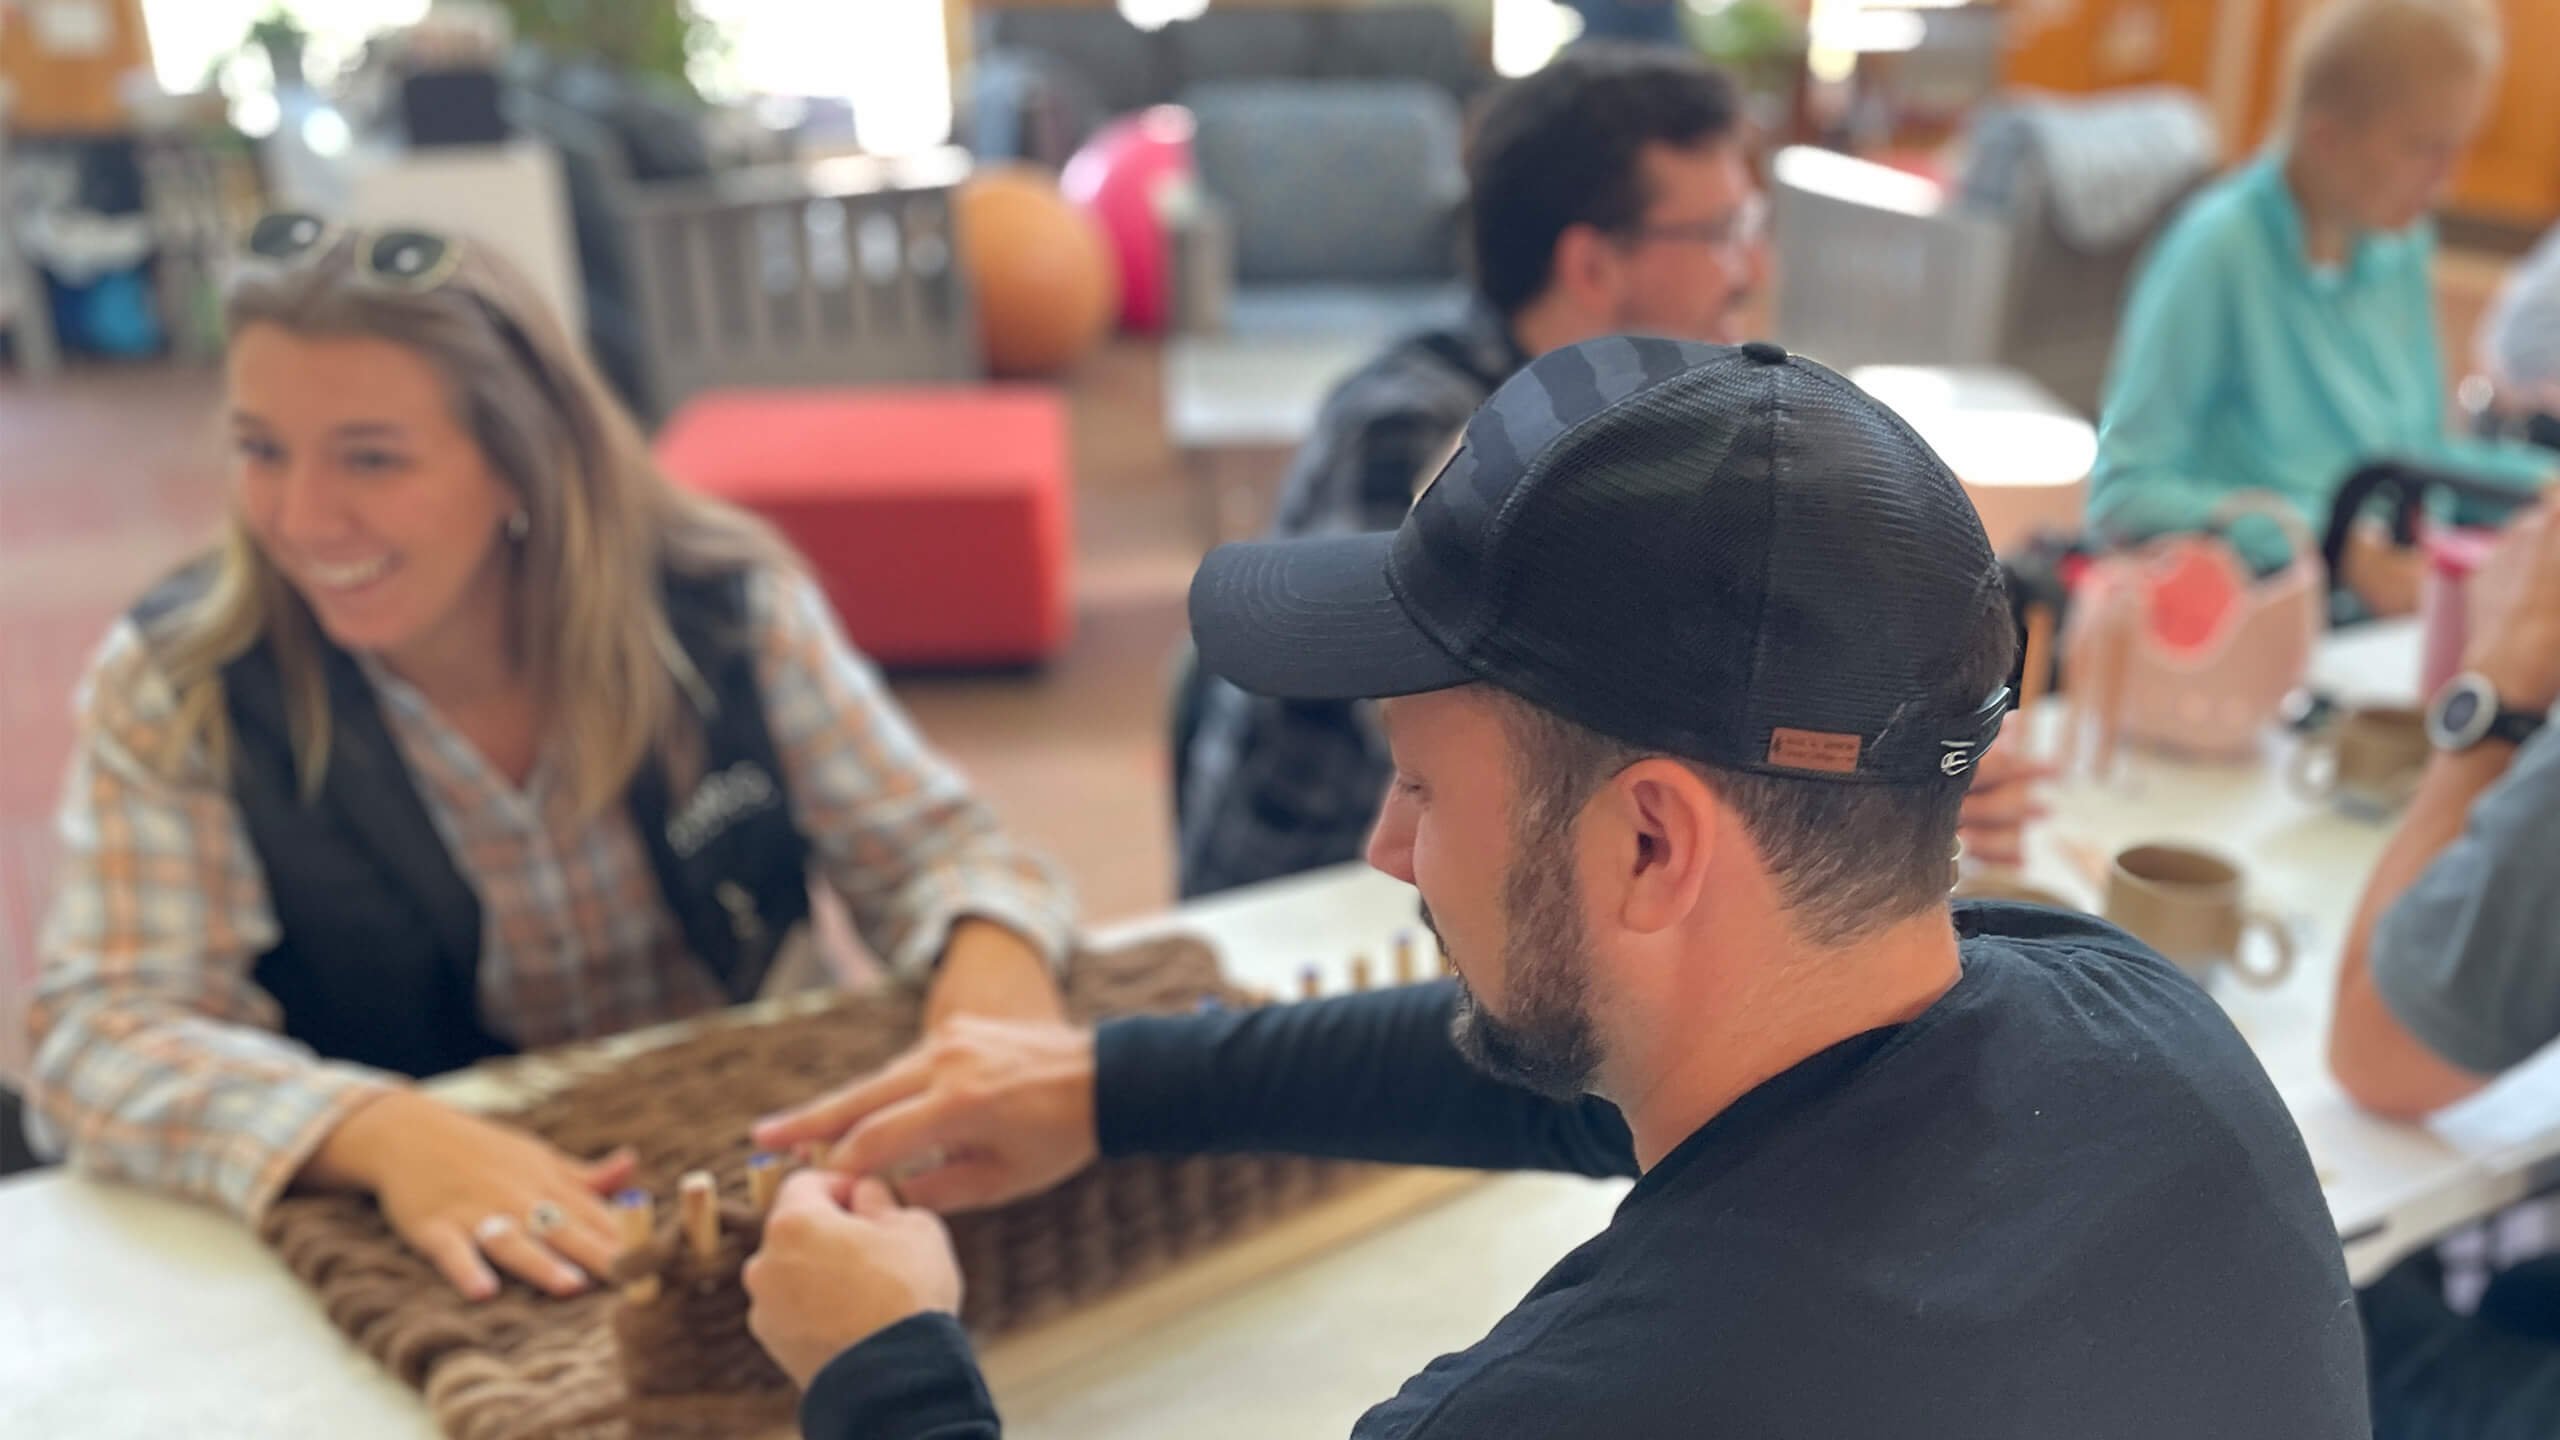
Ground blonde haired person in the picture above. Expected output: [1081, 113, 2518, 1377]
[2086, 0, 2552, 617]
[23, 217, 1074, 1302]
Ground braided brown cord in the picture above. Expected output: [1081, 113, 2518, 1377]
[260, 936, 1371, 1439]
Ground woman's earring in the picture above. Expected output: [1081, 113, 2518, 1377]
[505, 508, 530, 542]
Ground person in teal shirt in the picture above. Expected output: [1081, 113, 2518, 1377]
[2089, 0, 2550, 617]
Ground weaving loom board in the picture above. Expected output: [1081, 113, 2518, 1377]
[261, 934, 1485, 1440]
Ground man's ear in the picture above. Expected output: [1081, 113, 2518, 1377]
[1598, 759, 1717, 935]
[1546, 222, 1623, 316]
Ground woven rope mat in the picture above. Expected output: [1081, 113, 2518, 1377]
[260, 935, 1373, 1440]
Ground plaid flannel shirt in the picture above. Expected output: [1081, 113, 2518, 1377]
[25, 564, 1073, 1219]
[1177, 303, 1524, 898]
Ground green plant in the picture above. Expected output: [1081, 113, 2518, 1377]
[246, 6, 309, 50]
[490, 0, 727, 97]
[1684, 0, 1806, 88]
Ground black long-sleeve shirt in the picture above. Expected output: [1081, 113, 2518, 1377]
[802, 903, 2369, 1439]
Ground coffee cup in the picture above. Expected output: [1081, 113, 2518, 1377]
[2102, 843, 2294, 989]
[2288, 704, 2430, 818]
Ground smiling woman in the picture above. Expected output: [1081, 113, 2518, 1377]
[21, 219, 1076, 1306]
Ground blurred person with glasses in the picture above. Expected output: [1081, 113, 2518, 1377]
[1175, 46, 2044, 905]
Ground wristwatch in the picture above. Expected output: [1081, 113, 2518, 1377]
[2425, 671, 2549, 753]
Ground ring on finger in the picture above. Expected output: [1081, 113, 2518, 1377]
[526, 1200, 568, 1237]
[473, 1213, 516, 1245]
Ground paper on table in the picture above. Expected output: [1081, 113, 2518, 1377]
[2429, 1041, 2560, 1164]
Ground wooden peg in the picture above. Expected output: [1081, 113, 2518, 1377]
[1350, 954, 1373, 991]
[1298, 964, 1321, 1000]
[747, 1152, 781, 1214]
[678, 1171, 719, 1262]
[1392, 933, 1417, 985]
[615, 1189, 660, 1304]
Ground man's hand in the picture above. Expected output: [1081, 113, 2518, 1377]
[2466, 495, 2560, 714]
[298, 1089, 637, 1301]
[1956, 714, 2056, 869]
[752, 1018, 1100, 1212]
[744, 1171, 961, 1388]
[923, 919, 1066, 1033]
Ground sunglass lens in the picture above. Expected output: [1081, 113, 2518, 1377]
[368, 232, 450, 285]
[247, 212, 328, 260]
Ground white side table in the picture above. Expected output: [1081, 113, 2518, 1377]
[1852, 364, 2097, 555]
[1163, 334, 1375, 543]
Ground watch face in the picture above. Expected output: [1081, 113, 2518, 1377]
[2430, 674, 2497, 751]
[2440, 688, 2482, 737]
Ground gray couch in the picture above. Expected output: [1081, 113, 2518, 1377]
[1771, 88, 2219, 419]
[1174, 79, 1468, 341]
[965, 4, 1487, 170]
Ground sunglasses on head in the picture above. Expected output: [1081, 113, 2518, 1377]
[242, 211, 578, 418]
[245, 212, 465, 291]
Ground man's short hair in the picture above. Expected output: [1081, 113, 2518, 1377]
[1492, 584, 2019, 949]
[2283, 0, 2501, 131]
[1464, 45, 1742, 317]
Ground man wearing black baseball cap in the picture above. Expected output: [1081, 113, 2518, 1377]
[747, 340, 2367, 1438]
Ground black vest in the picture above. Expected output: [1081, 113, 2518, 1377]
[133, 562, 813, 1078]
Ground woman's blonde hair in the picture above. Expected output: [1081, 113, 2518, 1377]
[2282, 0, 2502, 133]
[159, 230, 794, 818]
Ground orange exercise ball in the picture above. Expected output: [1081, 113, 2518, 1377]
[954, 165, 1119, 378]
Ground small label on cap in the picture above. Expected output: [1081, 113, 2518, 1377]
[1740, 340, 1789, 365]
[1768, 728, 1862, 774]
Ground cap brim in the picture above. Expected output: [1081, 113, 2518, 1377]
[1188, 533, 1475, 701]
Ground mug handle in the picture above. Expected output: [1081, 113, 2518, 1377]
[2232, 909, 2297, 988]
[2286, 736, 2337, 802]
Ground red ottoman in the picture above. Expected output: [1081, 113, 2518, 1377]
[656, 387, 1073, 667]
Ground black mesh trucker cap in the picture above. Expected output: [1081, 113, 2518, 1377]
[1187, 336, 2014, 784]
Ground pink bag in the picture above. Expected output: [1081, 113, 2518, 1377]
[2060, 494, 2328, 770]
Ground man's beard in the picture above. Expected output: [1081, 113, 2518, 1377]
[1423, 843, 1604, 1102]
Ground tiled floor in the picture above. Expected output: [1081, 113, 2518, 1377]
[0, 340, 1228, 1074]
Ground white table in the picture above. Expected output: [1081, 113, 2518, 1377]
[0, 868, 1615, 1440]
[1162, 334, 1376, 544]
[1852, 364, 2097, 556]
[9, 623, 2560, 1438]
[2003, 618, 2560, 1283]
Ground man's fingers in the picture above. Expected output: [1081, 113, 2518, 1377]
[768, 1167, 856, 1222]
[755, 1056, 933, 1151]
[829, 1093, 950, 1180]
[417, 1220, 500, 1302]
[890, 1156, 1016, 1215]
[850, 1176, 900, 1218]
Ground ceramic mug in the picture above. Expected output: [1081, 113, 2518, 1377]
[2288, 704, 2431, 818]
[2103, 844, 2294, 989]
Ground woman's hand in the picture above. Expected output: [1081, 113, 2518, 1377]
[1955, 714, 2056, 870]
[2343, 518, 2426, 618]
[921, 918, 1065, 1033]
[299, 1089, 637, 1301]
